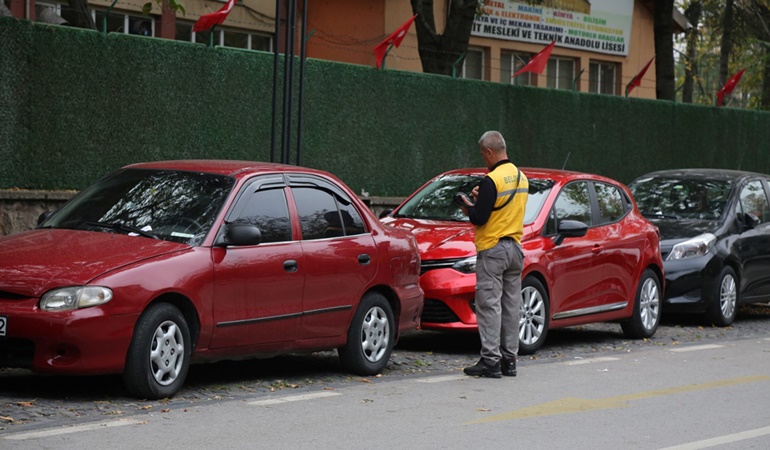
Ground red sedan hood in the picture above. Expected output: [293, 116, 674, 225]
[385, 218, 476, 260]
[0, 229, 188, 297]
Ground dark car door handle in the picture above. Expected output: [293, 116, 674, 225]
[284, 260, 298, 272]
[591, 245, 604, 254]
[358, 254, 371, 265]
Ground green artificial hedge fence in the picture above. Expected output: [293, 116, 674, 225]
[2, 17, 770, 197]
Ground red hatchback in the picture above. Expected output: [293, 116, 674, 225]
[0, 161, 423, 399]
[382, 168, 664, 354]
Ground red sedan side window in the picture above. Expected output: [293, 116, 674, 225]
[233, 188, 292, 243]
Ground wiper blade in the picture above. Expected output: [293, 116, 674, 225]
[419, 215, 465, 221]
[85, 221, 160, 240]
[642, 213, 680, 220]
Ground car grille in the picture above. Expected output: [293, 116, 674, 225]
[0, 338, 35, 369]
[420, 258, 464, 275]
[0, 291, 28, 300]
[421, 299, 461, 323]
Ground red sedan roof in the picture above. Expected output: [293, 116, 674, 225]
[124, 160, 326, 179]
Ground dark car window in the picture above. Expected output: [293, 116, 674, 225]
[41, 168, 235, 245]
[546, 181, 592, 235]
[595, 182, 626, 224]
[293, 187, 364, 239]
[233, 188, 292, 243]
[739, 180, 770, 223]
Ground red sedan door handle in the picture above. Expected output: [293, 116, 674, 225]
[591, 245, 604, 254]
[358, 254, 371, 265]
[284, 260, 298, 272]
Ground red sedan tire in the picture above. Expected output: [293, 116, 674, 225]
[338, 292, 394, 375]
[122, 303, 192, 399]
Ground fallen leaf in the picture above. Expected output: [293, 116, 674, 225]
[161, 408, 171, 413]
[323, 387, 336, 391]
[16, 401, 35, 407]
[140, 405, 152, 410]
[359, 378, 371, 383]
[0, 416, 14, 423]
[476, 408, 491, 412]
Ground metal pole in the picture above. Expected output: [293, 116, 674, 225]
[280, 0, 297, 165]
[270, 0, 281, 163]
[295, 0, 308, 167]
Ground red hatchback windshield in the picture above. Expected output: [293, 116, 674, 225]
[394, 173, 553, 225]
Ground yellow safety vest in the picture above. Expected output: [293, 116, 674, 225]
[474, 163, 529, 251]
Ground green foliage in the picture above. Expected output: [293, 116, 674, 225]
[142, 0, 185, 16]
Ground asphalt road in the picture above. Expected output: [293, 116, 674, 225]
[2, 304, 770, 443]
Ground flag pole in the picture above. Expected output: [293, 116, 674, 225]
[209, 25, 217, 47]
[381, 44, 393, 70]
[572, 68, 584, 92]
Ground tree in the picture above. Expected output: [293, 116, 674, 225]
[410, 0, 480, 75]
[718, 0, 736, 89]
[653, 0, 677, 100]
[681, 0, 703, 103]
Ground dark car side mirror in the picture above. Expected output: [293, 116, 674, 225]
[217, 223, 262, 247]
[553, 220, 588, 246]
[739, 212, 761, 231]
[379, 209, 393, 219]
[37, 211, 54, 227]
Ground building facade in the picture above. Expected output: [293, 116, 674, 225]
[4, 0, 685, 99]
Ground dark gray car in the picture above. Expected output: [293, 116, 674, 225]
[629, 168, 770, 326]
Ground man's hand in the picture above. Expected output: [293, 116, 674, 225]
[458, 193, 473, 216]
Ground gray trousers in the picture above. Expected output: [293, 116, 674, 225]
[475, 238, 524, 363]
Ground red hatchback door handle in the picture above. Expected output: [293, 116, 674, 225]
[591, 245, 604, 254]
[358, 254, 371, 265]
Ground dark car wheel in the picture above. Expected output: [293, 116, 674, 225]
[123, 303, 191, 399]
[339, 292, 395, 375]
[706, 266, 738, 327]
[519, 277, 549, 355]
[621, 269, 661, 339]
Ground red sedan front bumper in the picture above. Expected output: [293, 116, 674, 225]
[0, 298, 138, 375]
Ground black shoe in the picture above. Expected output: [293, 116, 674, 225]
[501, 357, 517, 377]
[464, 359, 502, 378]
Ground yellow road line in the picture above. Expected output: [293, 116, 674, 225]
[465, 375, 770, 425]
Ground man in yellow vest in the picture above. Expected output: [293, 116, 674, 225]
[458, 130, 528, 378]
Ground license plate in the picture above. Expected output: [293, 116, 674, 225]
[0, 316, 6, 336]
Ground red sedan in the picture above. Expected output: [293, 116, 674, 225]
[381, 168, 664, 354]
[0, 161, 423, 399]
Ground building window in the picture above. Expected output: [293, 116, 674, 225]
[546, 57, 575, 90]
[501, 52, 533, 86]
[87, 10, 154, 35]
[462, 48, 484, 80]
[590, 61, 617, 95]
[178, 22, 272, 51]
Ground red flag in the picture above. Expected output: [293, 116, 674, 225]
[512, 41, 556, 78]
[193, 0, 236, 33]
[626, 56, 654, 96]
[717, 68, 746, 106]
[374, 14, 417, 69]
